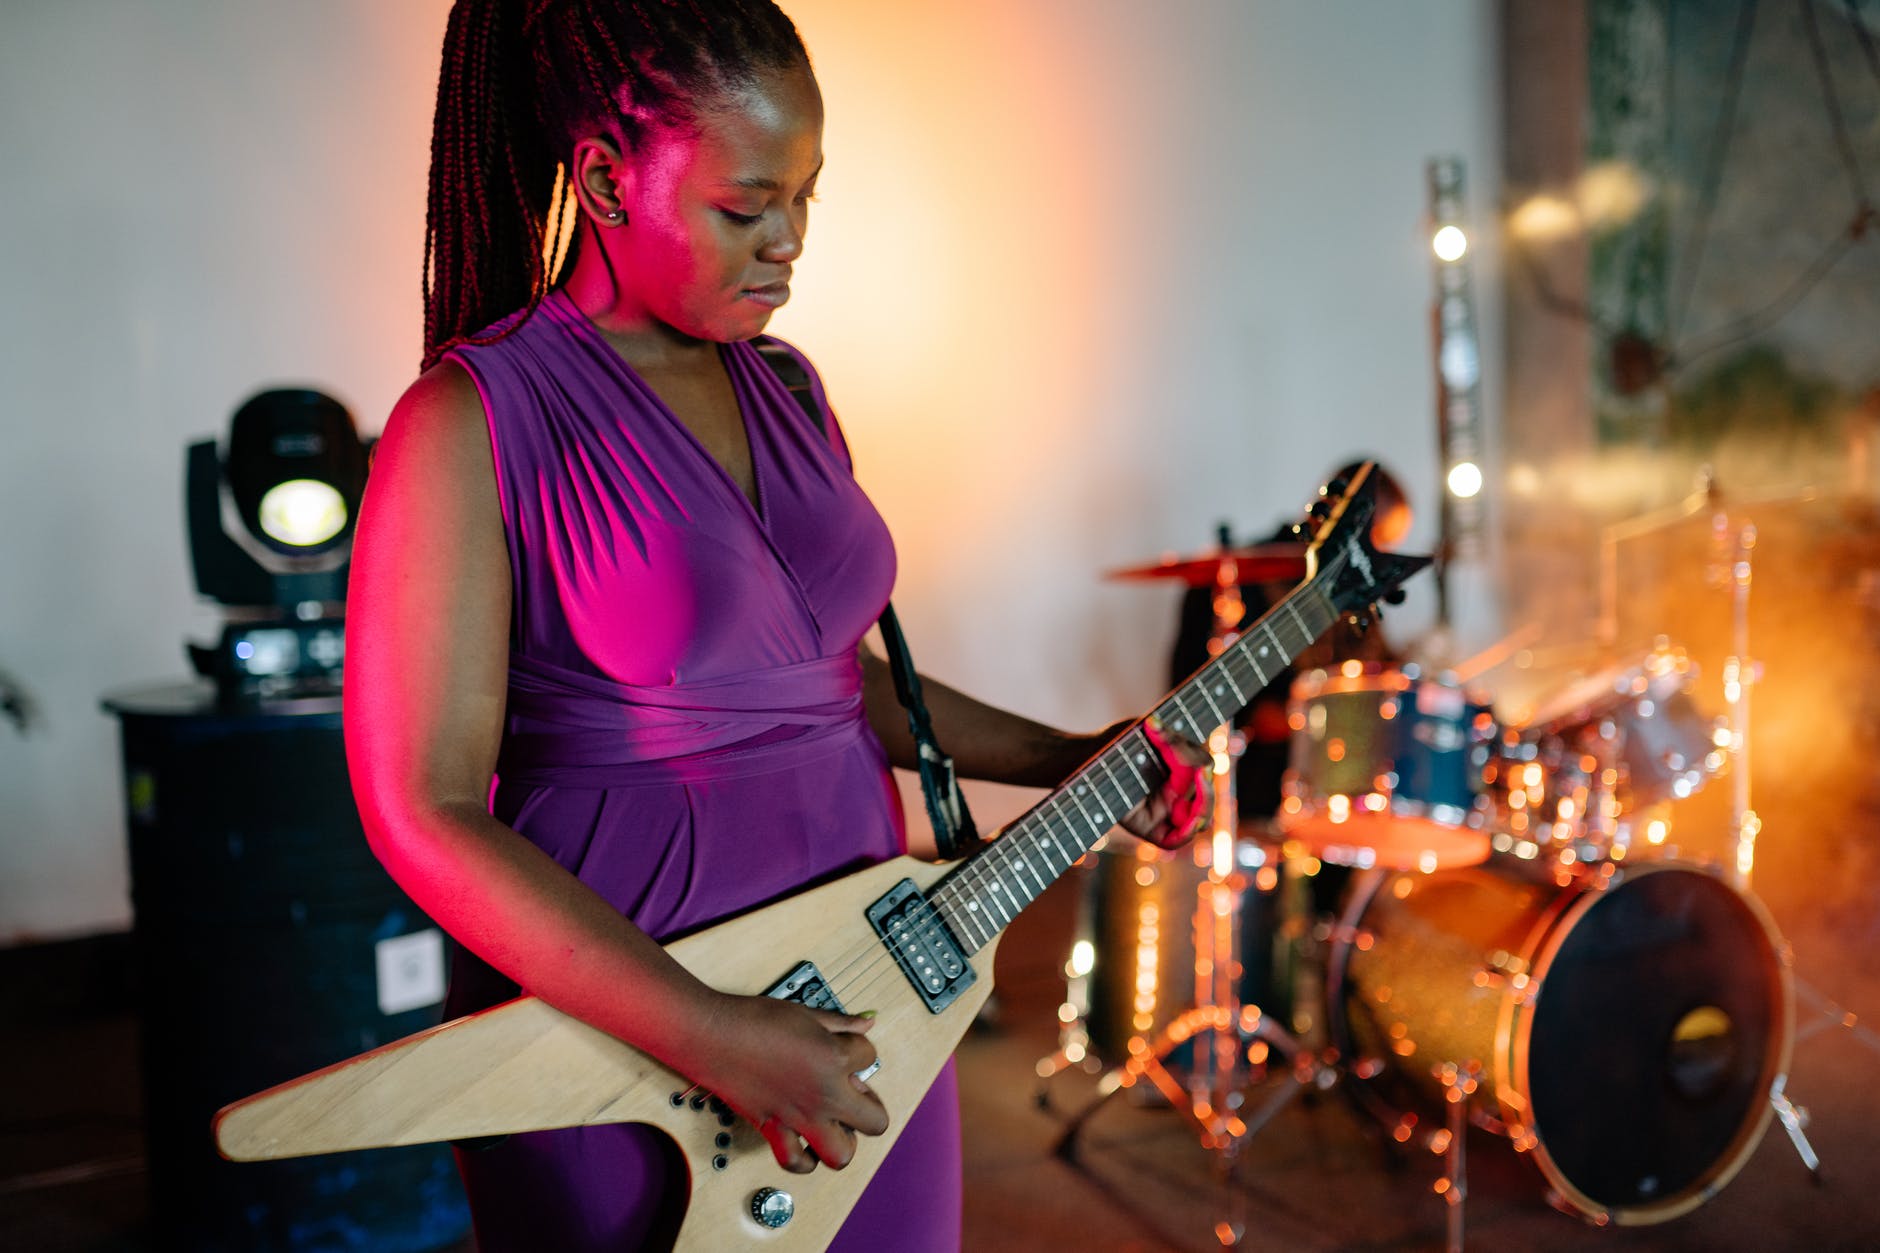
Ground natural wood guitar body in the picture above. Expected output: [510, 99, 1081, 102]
[216, 856, 996, 1250]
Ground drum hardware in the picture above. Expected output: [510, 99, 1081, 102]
[1046, 546, 1338, 1250]
[1590, 472, 1815, 888]
[1049, 725, 1332, 1167]
[1698, 504, 1877, 1180]
[1431, 1061, 1478, 1253]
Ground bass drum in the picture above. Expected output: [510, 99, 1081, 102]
[1327, 859, 1793, 1224]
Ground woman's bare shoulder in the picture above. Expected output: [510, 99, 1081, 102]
[382, 358, 487, 455]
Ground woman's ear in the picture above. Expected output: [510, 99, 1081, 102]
[571, 135, 631, 226]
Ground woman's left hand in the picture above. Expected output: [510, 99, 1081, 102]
[1111, 717, 1213, 850]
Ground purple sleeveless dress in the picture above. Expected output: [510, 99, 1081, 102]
[443, 290, 962, 1251]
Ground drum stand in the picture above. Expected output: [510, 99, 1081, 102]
[1051, 719, 1331, 1248]
[1039, 563, 1333, 1247]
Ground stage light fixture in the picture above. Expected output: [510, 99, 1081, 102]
[258, 479, 349, 547]
[186, 388, 369, 701]
[1427, 156, 1488, 629]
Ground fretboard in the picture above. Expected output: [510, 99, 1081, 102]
[927, 577, 1339, 953]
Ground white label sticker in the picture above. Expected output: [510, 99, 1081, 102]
[375, 929, 446, 1016]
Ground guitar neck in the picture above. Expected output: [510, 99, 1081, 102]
[928, 575, 1339, 951]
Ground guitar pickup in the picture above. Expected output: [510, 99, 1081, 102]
[764, 961, 847, 1012]
[866, 879, 975, 1014]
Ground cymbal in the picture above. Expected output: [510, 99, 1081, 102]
[1105, 544, 1309, 587]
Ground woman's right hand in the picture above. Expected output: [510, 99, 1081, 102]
[692, 991, 890, 1173]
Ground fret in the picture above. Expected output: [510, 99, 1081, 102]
[928, 875, 976, 943]
[1064, 779, 1105, 834]
[1060, 815, 1091, 859]
[1030, 820, 1075, 876]
[1043, 809, 1087, 863]
[1248, 631, 1276, 685]
[1190, 682, 1228, 730]
[1048, 791, 1097, 843]
[1129, 733, 1162, 786]
[979, 854, 1018, 918]
[1098, 746, 1150, 811]
[1007, 848, 1048, 899]
[1075, 782, 1115, 830]
[980, 879, 1016, 929]
[1281, 597, 1310, 650]
[959, 894, 994, 946]
[1214, 668, 1247, 707]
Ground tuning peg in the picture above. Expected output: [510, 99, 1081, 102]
[1383, 589, 1407, 606]
[1327, 475, 1351, 495]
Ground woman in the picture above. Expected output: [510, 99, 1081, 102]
[344, 2, 1204, 1248]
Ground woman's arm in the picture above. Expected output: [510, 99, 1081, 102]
[857, 643, 1207, 855]
[857, 645, 1094, 787]
[345, 362, 886, 1172]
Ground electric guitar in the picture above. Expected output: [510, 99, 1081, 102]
[214, 463, 1428, 1250]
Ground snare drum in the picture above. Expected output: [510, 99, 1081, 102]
[1279, 665, 1496, 871]
[1327, 858, 1792, 1224]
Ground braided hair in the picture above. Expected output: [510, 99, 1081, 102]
[421, 0, 810, 370]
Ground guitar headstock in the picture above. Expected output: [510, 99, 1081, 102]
[1301, 462, 1431, 618]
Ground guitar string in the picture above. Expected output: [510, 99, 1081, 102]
[806, 553, 1356, 1022]
[811, 570, 1349, 1021]
[794, 735, 1153, 1016]
[918, 557, 1350, 939]
[794, 557, 1352, 1018]
[914, 557, 1347, 946]
[816, 578, 1344, 1022]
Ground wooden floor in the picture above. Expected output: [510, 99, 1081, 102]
[4, 869, 1880, 1252]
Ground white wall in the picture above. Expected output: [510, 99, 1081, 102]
[0, 0, 1499, 942]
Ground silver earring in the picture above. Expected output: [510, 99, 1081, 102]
[604, 209, 624, 224]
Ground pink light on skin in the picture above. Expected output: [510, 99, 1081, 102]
[561, 65, 825, 355]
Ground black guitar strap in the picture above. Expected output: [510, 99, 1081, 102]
[756, 341, 981, 859]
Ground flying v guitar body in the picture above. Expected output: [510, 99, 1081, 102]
[216, 855, 992, 1250]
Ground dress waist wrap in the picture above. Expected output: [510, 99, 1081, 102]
[497, 651, 870, 787]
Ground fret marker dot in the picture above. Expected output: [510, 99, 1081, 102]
[1259, 645, 1270, 656]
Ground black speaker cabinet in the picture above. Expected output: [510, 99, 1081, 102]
[104, 683, 469, 1252]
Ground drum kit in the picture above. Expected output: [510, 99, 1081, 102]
[1038, 526, 1833, 1250]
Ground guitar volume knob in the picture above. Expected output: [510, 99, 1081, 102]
[751, 1186, 795, 1229]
